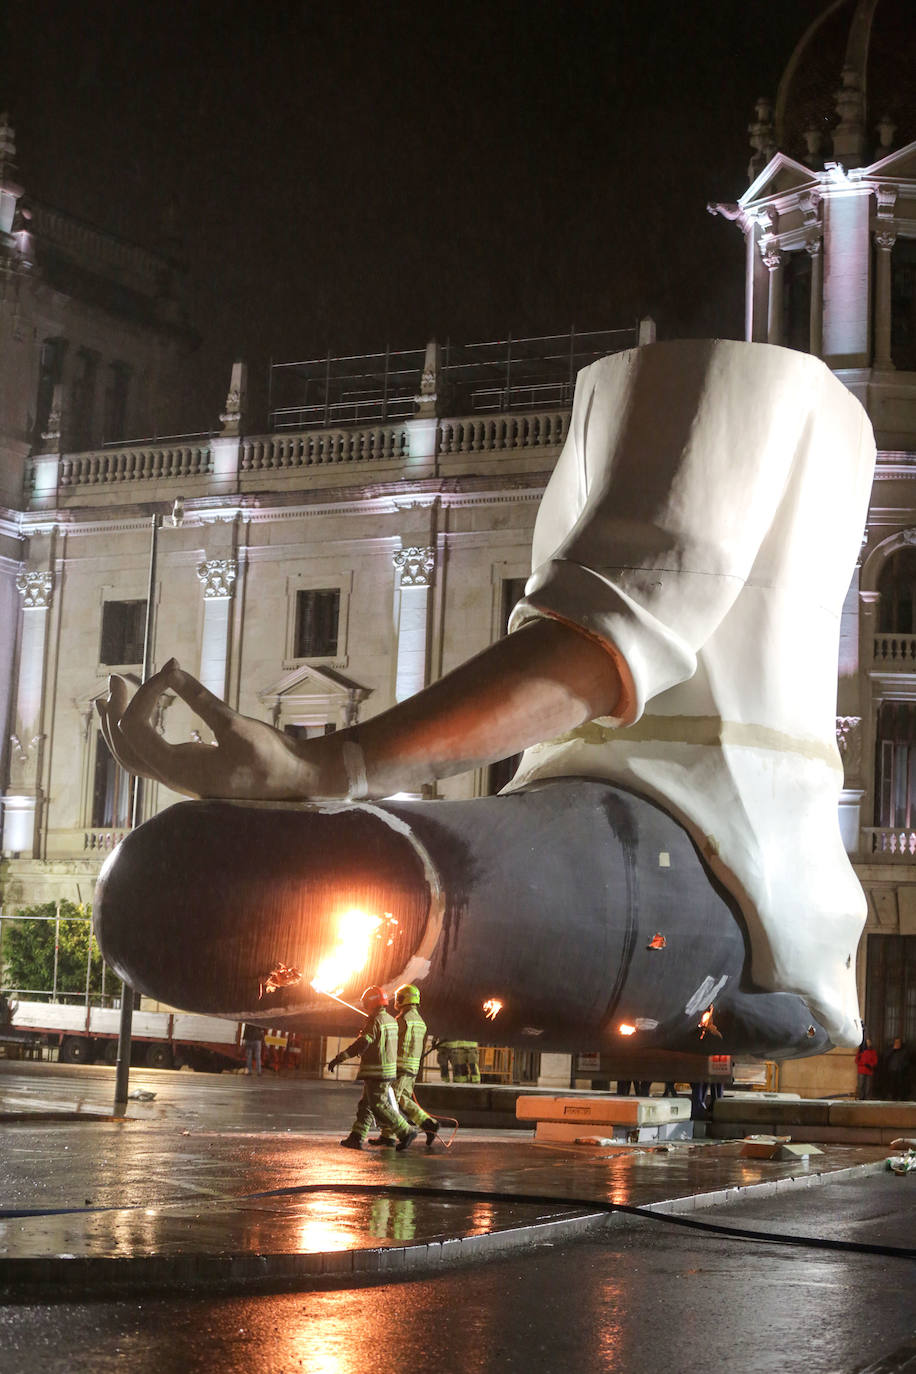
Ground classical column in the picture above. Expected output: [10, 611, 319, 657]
[763, 244, 784, 346]
[859, 589, 881, 670]
[392, 546, 435, 703]
[196, 558, 238, 700]
[806, 239, 823, 358]
[4, 569, 54, 854]
[873, 230, 896, 370]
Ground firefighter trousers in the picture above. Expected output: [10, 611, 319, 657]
[378, 1072, 435, 1139]
[351, 1080, 412, 1142]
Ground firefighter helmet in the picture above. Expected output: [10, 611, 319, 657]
[360, 985, 389, 1011]
[395, 983, 421, 1007]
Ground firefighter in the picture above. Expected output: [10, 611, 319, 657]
[371, 983, 442, 1149]
[451, 1039, 481, 1084]
[327, 986, 419, 1151]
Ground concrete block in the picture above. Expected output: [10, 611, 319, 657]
[829, 1101, 916, 1129]
[713, 1098, 832, 1125]
[778, 1142, 824, 1159]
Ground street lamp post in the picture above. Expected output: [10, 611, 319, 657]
[113, 511, 161, 1110]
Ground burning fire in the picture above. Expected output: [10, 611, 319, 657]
[698, 1004, 722, 1040]
[259, 961, 303, 999]
[482, 998, 503, 1021]
[618, 1022, 637, 1036]
[310, 908, 398, 997]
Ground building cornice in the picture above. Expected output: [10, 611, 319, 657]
[10, 474, 552, 537]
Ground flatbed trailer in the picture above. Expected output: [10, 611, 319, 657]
[9, 999, 244, 1071]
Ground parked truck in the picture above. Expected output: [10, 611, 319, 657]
[9, 998, 244, 1071]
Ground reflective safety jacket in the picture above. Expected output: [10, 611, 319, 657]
[345, 1009, 398, 1080]
[396, 1006, 427, 1075]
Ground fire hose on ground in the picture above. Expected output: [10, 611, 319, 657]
[1, 1183, 912, 1260]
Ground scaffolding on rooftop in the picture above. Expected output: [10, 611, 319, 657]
[268, 325, 640, 431]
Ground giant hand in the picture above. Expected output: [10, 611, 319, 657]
[96, 621, 621, 802]
[97, 659, 348, 800]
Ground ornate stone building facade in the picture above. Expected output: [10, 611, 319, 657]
[709, 0, 916, 1089]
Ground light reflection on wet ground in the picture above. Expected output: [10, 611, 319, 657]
[0, 1189, 585, 1260]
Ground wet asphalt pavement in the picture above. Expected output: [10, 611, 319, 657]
[0, 1061, 913, 1373]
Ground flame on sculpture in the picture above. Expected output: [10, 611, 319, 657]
[259, 961, 303, 999]
[482, 998, 503, 1021]
[310, 908, 398, 997]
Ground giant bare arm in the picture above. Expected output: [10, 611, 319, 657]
[97, 618, 622, 802]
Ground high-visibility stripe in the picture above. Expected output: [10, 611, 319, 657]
[397, 1006, 427, 1073]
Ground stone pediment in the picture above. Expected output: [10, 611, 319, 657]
[257, 664, 371, 727]
[741, 153, 818, 206]
[863, 138, 916, 181]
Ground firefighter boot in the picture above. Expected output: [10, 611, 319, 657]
[339, 1132, 364, 1150]
[425, 1120, 441, 1148]
[396, 1128, 419, 1152]
[368, 1135, 395, 1147]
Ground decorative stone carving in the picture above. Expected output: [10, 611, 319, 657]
[805, 238, 822, 259]
[875, 184, 897, 218]
[874, 229, 896, 252]
[8, 732, 44, 786]
[393, 546, 436, 587]
[836, 716, 862, 778]
[798, 191, 820, 228]
[40, 382, 64, 452]
[219, 360, 247, 436]
[196, 558, 238, 599]
[761, 244, 783, 272]
[902, 529, 916, 545]
[15, 569, 53, 608]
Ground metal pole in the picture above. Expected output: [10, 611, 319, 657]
[115, 512, 160, 1108]
[84, 917, 92, 1007]
[52, 899, 60, 1001]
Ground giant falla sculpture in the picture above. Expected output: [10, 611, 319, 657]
[94, 340, 876, 1062]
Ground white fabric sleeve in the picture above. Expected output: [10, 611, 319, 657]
[509, 341, 835, 724]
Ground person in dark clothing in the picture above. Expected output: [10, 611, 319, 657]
[242, 1022, 265, 1076]
[883, 1037, 910, 1101]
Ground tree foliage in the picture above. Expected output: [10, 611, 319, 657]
[1, 901, 121, 1000]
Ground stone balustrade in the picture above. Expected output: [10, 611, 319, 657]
[29, 406, 570, 504]
[83, 828, 129, 853]
[861, 826, 916, 859]
[58, 443, 212, 487]
[438, 410, 568, 455]
[872, 632, 916, 667]
[240, 424, 409, 472]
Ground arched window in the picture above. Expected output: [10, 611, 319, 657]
[877, 547, 916, 633]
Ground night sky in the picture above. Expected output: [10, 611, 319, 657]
[3, 1, 844, 431]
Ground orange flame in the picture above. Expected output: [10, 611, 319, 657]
[310, 909, 396, 997]
[482, 998, 503, 1021]
[698, 1004, 722, 1040]
[618, 1022, 637, 1036]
